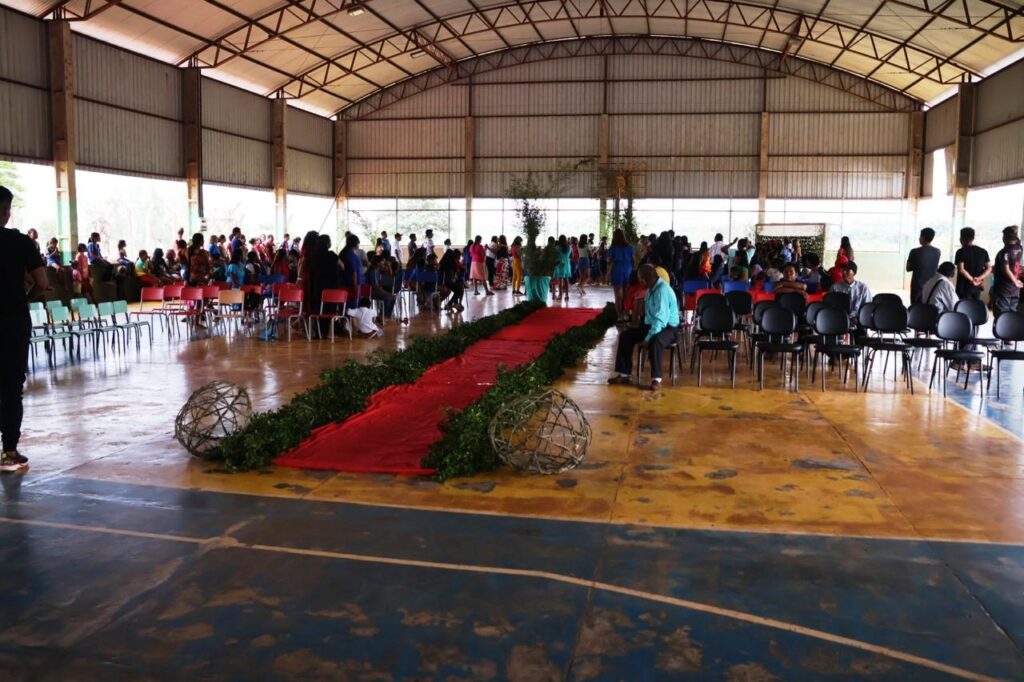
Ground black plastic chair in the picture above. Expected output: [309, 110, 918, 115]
[694, 304, 739, 388]
[812, 306, 862, 392]
[726, 291, 753, 353]
[777, 292, 807, 320]
[636, 326, 685, 386]
[954, 299, 1001, 349]
[930, 311, 985, 397]
[823, 290, 851, 315]
[757, 306, 804, 391]
[905, 303, 943, 368]
[988, 311, 1024, 398]
[861, 301, 914, 394]
[747, 300, 779, 368]
[873, 292, 903, 307]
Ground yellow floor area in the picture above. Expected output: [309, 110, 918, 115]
[22, 290, 1024, 545]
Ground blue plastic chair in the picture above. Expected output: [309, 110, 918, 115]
[763, 281, 776, 293]
[723, 280, 750, 294]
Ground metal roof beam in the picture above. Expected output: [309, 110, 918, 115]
[39, 0, 122, 21]
[338, 36, 921, 119]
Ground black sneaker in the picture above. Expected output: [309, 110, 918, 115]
[0, 451, 27, 473]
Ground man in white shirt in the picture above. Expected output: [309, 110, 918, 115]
[393, 233, 404, 268]
[423, 229, 435, 258]
[485, 235, 499, 285]
[921, 262, 958, 313]
[829, 262, 872, 321]
[709, 233, 737, 262]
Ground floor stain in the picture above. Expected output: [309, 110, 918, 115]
[705, 469, 738, 480]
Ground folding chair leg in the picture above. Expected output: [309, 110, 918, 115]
[697, 350, 703, 387]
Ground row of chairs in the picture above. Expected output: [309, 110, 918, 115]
[29, 299, 151, 368]
[685, 291, 1024, 396]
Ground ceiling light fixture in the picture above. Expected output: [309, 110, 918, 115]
[410, 50, 425, 59]
[348, 7, 364, 16]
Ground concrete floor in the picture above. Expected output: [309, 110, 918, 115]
[2, 288, 1023, 680]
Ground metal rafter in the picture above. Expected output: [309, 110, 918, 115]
[886, 0, 1024, 41]
[272, 0, 983, 106]
[39, 0, 121, 20]
[189, 0, 386, 95]
[340, 36, 921, 119]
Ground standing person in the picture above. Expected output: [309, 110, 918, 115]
[493, 236, 510, 291]
[208, 234, 221, 258]
[597, 236, 609, 284]
[837, 236, 855, 264]
[992, 226, 1023, 318]
[485, 235, 499, 286]
[422, 229, 435, 259]
[906, 227, 941, 304]
[954, 227, 991, 301]
[577, 234, 591, 296]
[187, 233, 212, 286]
[0, 186, 48, 473]
[407, 233, 418, 264]
[26, 229, 41, 258]
[709, 233, 737, 263]
[379, 231, 392, 257]
[510, 236, 524, 296]
[393, 233, 405, 270]
[295, 231, 318, 306]
[552, 235, 572, 301]
[607, 228, 635, 321]
[468, 236, 492, 296]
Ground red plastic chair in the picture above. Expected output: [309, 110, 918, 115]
[132, 287, 167, 332]
[213, 281, 232, 290]
[161, 284, 185, 313]
[271, 287, 305, 341]
[202, 284, 221, 303]
[752, 290, 776, 304]
[807, 291, 826, 304]
[168, 287, 207, 331]
[307, 289, 350, 341]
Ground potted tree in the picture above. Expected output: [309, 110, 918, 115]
[506, 173, 562, 303]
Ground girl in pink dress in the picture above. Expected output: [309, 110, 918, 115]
[469, 235, 493, 296]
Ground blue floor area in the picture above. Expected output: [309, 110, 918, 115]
[1, 477, 1022, 679]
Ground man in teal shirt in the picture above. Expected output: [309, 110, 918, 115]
[609, 264, 681, 390]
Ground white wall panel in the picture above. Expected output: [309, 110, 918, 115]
[0, 81, 50, 161]
[286, 106, 332, 156]
[771, 113, 909, 155]
[767, 77, 895, 113]
[610, 114, 759, 157]
[972, 121, 1024, 188]
[363, 83, 468, 120]
[202, 78, 271, 141]
[287, 148, 332, 196]
[474, 82, 602, 116]
[476, 117, 598, 157]
[0, 5, 47, 86]
[925, 97, 957, 152]
[474, 157, 592, 197]
[975, 59, 1024, 132]
[609, 80, 760, 114]
[348, 119, 462, 158]
[76, 100, 182, 177]
[348, 158, 463, 197]
[202, 129, 271, 188]
[74, 35, 181, 120]
[768, 156, 906, 198]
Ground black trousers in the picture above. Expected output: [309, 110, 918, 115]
[486, 257, 496, 285]
[0, 317, 31, 452]
[615, 325, 676, 379]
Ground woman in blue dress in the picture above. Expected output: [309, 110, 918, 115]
[553, 235, 572, 300]
[607, 228, 635, 320]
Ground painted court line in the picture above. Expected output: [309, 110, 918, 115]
[0, 516, 1002, 682]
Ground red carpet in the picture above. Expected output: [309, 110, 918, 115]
[275, 307, 602, 475]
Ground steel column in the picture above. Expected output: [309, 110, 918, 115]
[182, 67, 203, 234]
[48, 19, 77, 262]
[272, 99, 288, 237]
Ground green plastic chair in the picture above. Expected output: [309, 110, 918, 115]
[69, 297, 89, 320]
[113, 300, 151, 347]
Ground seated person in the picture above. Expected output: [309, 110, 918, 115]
[45, 238, 63, 268]
[772, 264, 807, 299]
[921, 261, 958, 314]
[134, 250, 159, 287]
[623, 270, 648, 325]
[829, 261, 872, 322]
[608, 264, 681, 391]
[728, 265, 749, 283]
[225, 250, 246, 288]
[210, 253, 226, 282]
[438, 249, 465, 314]
[368, 256, 396, 319]
[763, 258, 785, 283]
[708, 255, 726, 287]
[801, 253, 824, 291]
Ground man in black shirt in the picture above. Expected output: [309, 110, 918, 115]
[953, 227, 991, 301]
[0, 186, 48, 473]
[906, 227, 941, 304]
[992, 225, 1023, 317]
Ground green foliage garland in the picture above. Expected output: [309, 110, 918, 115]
[219, 301, 544, 471]
[423, 302, 617, 481]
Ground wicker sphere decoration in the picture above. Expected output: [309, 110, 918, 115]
[174, 380, 252, 459]
[489, 389, 591, 474]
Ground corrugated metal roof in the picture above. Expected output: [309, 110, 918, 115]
[972, 120, 1024, 188]
[0, 80, 49, 160]
[202, 129, 271, 188]
[924, 97, 958, 152]
[347, 119, 463, 159]
[610, 114, 760, 157]
[608, 80, 761, 114]
[76, 99, 182, 177]
[975, 58, 1024, 133]
[202, 78, 271, 141]
[474, 82, 603, 116]
[286, 106, 331, 157]
[286, 148, 332, 196]
[476, 116, 599, 158]
[770, 113, 910, 156]
[4, 0, 1018, 116]
[0, 4, 46, 86]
